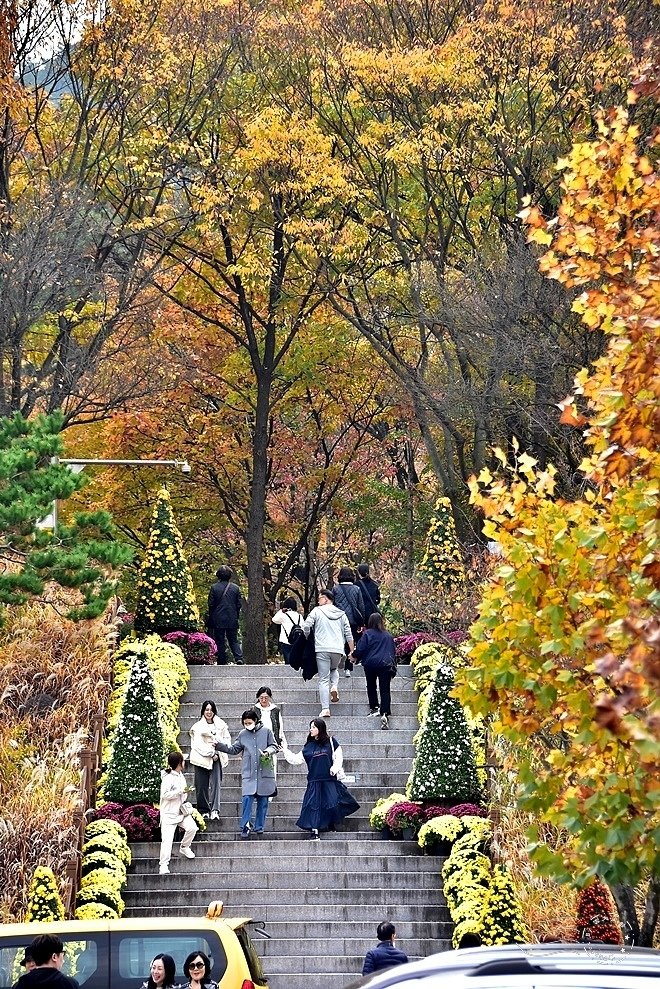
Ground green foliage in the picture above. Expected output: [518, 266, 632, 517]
[407, 665, 481, 804]
[418, 496, 465, 592]
[0, 412, 132, 619]
[24, 865, 65, 922]
[103, 652, 164, 804]
[134, 488, 200, 634]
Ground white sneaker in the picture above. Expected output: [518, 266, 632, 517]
[210, 810, 220, 821]
[180, 847, 195, 859]
[381, 715, 390, 730]
[159, 866, 170, 875]
[319, 709, 331, 718]
[344, 670, 351, 678]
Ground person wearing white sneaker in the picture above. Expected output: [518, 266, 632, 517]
[302, 588, 354, 718]
[158, 751, 198, 875]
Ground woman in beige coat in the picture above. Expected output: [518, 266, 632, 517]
[189, 699, 231, 821]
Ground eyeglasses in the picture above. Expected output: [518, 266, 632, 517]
[189, 961, 205, 969]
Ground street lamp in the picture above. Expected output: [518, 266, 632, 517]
[38, 457, 192, 531]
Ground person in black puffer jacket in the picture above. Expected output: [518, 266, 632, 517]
[332, 567, 365, 677]
[357, 563, 381, 622]
[353, 612, 397, 729]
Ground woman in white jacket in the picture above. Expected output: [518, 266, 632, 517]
[159, 751, 198, 875]
[189, 700, 231, 821]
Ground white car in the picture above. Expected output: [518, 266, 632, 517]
[346, 943, 660, 989]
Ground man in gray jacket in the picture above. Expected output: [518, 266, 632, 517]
[214, 709, 278, 837]
[302, 589, 354, 717]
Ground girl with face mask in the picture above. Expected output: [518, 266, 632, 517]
[214, 709, 278, 838]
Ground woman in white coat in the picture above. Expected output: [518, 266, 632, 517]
[189, 700, 231, 820]
[159, 751, 198, 875]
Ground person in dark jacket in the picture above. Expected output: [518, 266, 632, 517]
[332, 567, 365, 677]
[357, 563, 381, 622]
[353, 612, 397, 729]
[13, 934, 79, 988]
[207, 565, 244, 665]
[362, 922, 409, 975]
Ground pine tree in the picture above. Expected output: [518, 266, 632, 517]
[419, 496, 465, 591]
[0, 412, 132, 618]
[103, 652, 164, 804]
[25, 866, 65, 922]
[407, 665, 481, 803]
[134, 487, 200, 634]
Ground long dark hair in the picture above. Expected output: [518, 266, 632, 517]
[367, 612, 385, 632]
[307, 718, 330, 745]
[147, 953, 176, 988]
[200, 699, 217, 718]
[183, 949, 212, 983]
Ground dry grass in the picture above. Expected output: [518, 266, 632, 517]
[491, 738, 579, 943]
[0, 597, 116, 921]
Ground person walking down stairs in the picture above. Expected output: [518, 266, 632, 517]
[302, 588, 354, 717]
[281, 718, 359, 839]
[159, 752, 198, 875]
[214, 709, 278, 837]
[189, 700, 231, 820]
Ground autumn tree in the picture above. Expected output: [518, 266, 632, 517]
[459, 69, 659, 944]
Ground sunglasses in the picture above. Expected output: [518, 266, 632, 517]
[189, 961, 205, 969]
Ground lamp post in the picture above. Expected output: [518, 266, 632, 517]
[39, 458, 191, 532]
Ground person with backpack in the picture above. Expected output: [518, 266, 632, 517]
[356, 563, 381, 622]
[332, 568, 365, 677]
[271, 596, 303, 664]
[301, 588, 354, 716]
[281, 718, 360, 838]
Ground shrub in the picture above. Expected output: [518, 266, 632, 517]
[576, 879, 622, 944]
[418, 815, 463, 848]
[384, 801, 425, 834]
[475, 865, 528, 946]
[103, 651, 164, 804]
[76, 820, 131, 921]
[421, 804, 453, 821]
[419, 496, 465, 592]
[90, 802, 160, 843]
[368, 793, 408, 831]
[134, 487, 200, 634]
[75, 902, 118, 920]
[407, 665, 482, 804]
[449, 803, 487, 818]
[24, 866, 65, 922]
[395, 632, 442, 663]
[162, 631, 217, 665]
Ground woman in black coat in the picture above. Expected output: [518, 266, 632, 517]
[207, 565, 244, 665]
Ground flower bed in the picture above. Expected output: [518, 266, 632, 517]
[76, 819, 131, 921]
[89, 802, 160, 843]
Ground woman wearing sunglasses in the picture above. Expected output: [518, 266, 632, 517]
[181, 950, 218, 989]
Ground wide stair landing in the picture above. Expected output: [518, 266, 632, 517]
[122, 664, 451, 989]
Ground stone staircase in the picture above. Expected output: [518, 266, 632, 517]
[123, 663, 452, 989]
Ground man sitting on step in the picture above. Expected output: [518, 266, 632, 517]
[362, 921, 409, 976]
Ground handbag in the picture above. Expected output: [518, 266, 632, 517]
[180, 801, 194, 817]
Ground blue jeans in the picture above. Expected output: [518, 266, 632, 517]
[240, 794, 269, 832]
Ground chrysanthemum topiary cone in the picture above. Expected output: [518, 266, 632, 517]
[419, 496, 465, 592]
[25, 865, 65, 922]
[103, 653, 164, 804]
[407, 665, 481, 803]
[134, 487, 200, 634]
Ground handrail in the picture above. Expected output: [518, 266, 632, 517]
[63, 600, 120, 917]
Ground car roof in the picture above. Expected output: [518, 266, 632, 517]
[0, 917, 247, 936]
[346, 944, 660, 989]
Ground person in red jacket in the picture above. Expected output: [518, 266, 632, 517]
[362, 922, 409, 975]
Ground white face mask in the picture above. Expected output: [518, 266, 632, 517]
[244, 723, 256, 731]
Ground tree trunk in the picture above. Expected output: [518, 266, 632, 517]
[610, 883, 640, 946]
[243, 368, 271, 664]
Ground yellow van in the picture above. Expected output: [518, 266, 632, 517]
[0, 906, 268, 989]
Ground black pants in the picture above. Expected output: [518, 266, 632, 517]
[214, 626, 243, 664]
[364, 668, 392, 716]
[345, 624, 361, 672]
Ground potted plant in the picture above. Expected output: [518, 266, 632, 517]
[368, 793, 408, 837]
[384, 800, 425, 840]
[417, 814, 463, 854]
[162, 630, 218, 665]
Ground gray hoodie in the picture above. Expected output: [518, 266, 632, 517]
[303, 604, 352, 654]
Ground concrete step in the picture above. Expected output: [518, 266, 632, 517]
[122, 903, 446, 923]
[126, 887, 445, 907]
[128, 854, 439, 874]
[128, 837, 426, 857]
[257, 937, 441, 956]
[126, 870, 442, 891]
